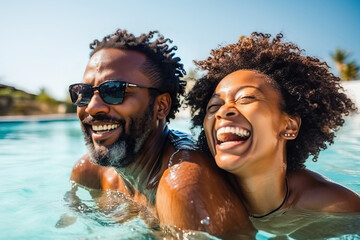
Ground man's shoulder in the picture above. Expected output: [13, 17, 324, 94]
[71, 154, 91, 170]
[71, 154, 124, 191]
[290, 169, 360, 212]
[71, 154, 92, 179]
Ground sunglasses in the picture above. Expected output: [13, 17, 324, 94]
[69, 80, 160, 106]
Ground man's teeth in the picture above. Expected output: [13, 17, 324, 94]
[92, 124, 119, 132]
[217, 127, 250, 141]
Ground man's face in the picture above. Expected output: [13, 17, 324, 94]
[78, 48, 157, 168]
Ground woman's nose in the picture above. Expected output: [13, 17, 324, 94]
[85, 91, 110, 116]
[215, 104, 238, 120]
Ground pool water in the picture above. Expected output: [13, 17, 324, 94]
[0, 116, 359, 239]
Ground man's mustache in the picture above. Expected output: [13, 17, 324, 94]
[82, 115, 125, 125]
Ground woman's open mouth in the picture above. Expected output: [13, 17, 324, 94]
[216, 126, 251, 150]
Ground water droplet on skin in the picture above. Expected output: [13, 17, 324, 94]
[200, 216, 210, 225]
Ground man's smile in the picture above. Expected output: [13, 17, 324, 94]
[92, 123, 120, 133]
[88, 122, 123, 144]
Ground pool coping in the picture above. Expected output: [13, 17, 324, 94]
[0, 113, 79, 123]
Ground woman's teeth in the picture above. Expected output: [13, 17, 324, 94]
[217, 126, 250, 142]
[92, 124, 119, 133]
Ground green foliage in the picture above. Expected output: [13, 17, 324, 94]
[0, 87, 34, 100]
[35, 88, 57, 104]
[340, 61, 359, 81]
[0, 88, 13, 96]
[0, 84, 74, 116]
[331, 49, 349, 66]
[331, 48, 359, 81]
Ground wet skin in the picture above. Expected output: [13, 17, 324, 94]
[203, 70, 360, 236]
[71, 49, 254, 237]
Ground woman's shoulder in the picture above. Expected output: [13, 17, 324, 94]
[288, 169, 360, 213]
[156, 149, 255, 236]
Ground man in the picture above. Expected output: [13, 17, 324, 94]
[69, 29, 253, 237]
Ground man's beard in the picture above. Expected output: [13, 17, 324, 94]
[81, 101, 155, 168]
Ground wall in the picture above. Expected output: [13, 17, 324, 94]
[342, 81, 360, 109]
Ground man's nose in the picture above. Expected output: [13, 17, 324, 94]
[85, 91, 110, 115]
[215, 104, 239, 120]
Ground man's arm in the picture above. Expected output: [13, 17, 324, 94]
[155, 150, 255, 238]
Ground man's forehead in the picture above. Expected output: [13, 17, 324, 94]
[92, 56, 100, 63]
[83, 48, 151, 86]
[88, 48, 146, 69]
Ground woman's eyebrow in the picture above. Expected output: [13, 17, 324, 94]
[210, 93, 220, 99]
[235, 85, 264, 94]
[214, 85, 265, 96]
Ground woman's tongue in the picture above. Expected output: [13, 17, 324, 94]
[217, 132, 248, 144]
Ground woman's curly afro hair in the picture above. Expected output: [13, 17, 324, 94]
[186, 32, 357, 171]
[89, 29, 186, 122]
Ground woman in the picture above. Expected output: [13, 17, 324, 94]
[187, 33, 360, 237]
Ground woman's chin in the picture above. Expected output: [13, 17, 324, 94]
[214, 153, 247, 173]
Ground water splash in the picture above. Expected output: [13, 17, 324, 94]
[200, 216, 210, 225]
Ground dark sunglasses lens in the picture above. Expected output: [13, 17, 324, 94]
[99, 82, 125, 104]
[69, 84, 93, 106]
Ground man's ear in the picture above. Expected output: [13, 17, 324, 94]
[154, 93, 171, 120]
[281, 115, 301, 139]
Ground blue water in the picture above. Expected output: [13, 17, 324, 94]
[0, 115, 359, 239]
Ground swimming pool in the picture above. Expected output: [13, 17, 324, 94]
[0, 115, 359, 239]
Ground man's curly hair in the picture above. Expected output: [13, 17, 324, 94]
[186, 32, 357, 171]
[89, 29, 186, 121]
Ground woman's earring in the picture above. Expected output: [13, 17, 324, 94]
[284, 133, 296, 138]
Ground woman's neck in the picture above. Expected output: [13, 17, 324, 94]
[235, 160, 288, 217]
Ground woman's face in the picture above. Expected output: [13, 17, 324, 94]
[204, 70, 289, 175]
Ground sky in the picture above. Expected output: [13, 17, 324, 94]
[0, 0, 359, 101]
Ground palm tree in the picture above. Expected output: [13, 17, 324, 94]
[340, 61, 359, 81]
[331, 49, 349, 70]
[331, 48, 359, 81]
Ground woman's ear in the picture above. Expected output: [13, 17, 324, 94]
[281, 115, 301, 140]
[154, 93, 171, 120]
